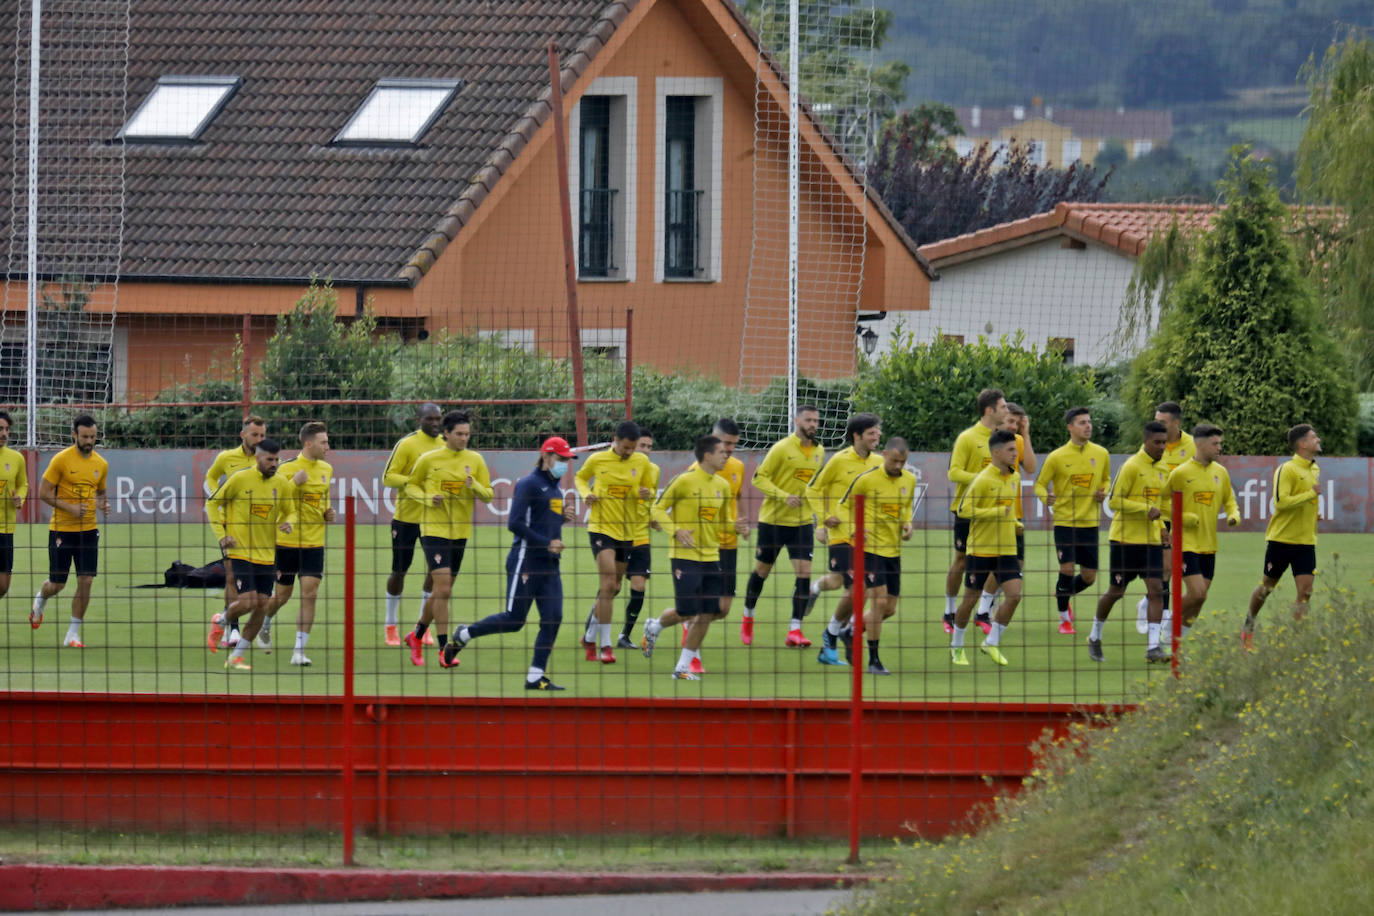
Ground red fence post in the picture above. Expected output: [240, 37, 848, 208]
[848, 494, 866, 864]
[624, 308, 634, 420]
[342, 495, 356, 865]
[1170, 489, 1183, 679]
[547, 42, 589, 447]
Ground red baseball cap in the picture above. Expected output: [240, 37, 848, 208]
[541, 436, 576, 459]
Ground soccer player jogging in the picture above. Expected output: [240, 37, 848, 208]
[1161, 424, 1239, 638]
[381, 402, 444, 646]
[971, 402, 1037, 633]
[613, 430, 661, 651]
[639, 435, 734, 680]
[1034, 407, 1110, 636]
[402, 410, 493, 666]
[805, 413, 882, 666]
[742, 404, 824, 647]
[205, 437, 297, 671]
[261, 422, 336, 666]
[1137, 401, 1196, 634]
[203, 415, 266, 648]
[30, 415, 109, 647]
[575, 420, 653, 663]
[0, 411, 28, 604]
[1244, 424, 1322, 649]
[1088, 421, 1170, 665]
[942, 389, 1008, 634]
[839, 437, 915, 675]
[443, 437, 579, 690]
[949, 429, 1023, 667]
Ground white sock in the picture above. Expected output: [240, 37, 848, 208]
[789, 617, 802, 630]
[978, 591, 997, 616]
[385, 593, 401, 626]
[1059, 609, 1072, 622]
[742, 607, 755, 619]
[294, 632, 309, 651]
[944, 595, 957, 616]
[419, 591, 431, 618]
[988, 622, 1006, 647]
[1136, 596, 1148, 615]
[1089, 618, 1105, 641]
[458, 626, 471, 645]
[810, 580, 822, 597]
[598, 622, 612, 648]
[691, 649, 702, 661]
[527, 666, 544, 682]
[66, 617, 81, 639]
[1181, 624, 1191, 638]
[229, 642, 248, 661]
[676, 648, 693, 670]
[827, 616, 843, 636]
[34, 590, 48, 611]
[1147, 622, 1161, 650]
[951, 624, 967, 648]
[260, 617, 272, 637]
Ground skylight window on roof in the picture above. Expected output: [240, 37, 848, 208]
[119, 76, 241, 142]
[334, 79, 463, 145]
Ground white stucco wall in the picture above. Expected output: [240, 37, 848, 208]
[871, 239, 1150, 365]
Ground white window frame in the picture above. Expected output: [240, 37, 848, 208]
[954, 137, 975, 157]
[1061, 138, 1082, 163]
[119, 75, 241, 142]
[334, 78, 462, 146]
[654, 77, 723, 283]
[569, 78, 638, 282]
[1133, 139, 1153, 158]
[1027, 139, 1046, 166]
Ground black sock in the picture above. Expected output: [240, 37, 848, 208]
[413, 622, 428, 638]
[1072, 574, 1091, 595]
[744, 572, 766, 611]
[1055, 573, 1074, 613]
[436, 633, 447, 649]
[622, 589, 645, 637]
[867, 639, 881, 664]
[793, 578, 812, 619]
[1161, 586, 1171, 611]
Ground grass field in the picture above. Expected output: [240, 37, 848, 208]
[3, 523, 1368, 704]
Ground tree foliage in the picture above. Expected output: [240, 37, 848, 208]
[1123, 151, 1357, 455]
[867, 105, 1111, 246]
[1296, 33, 1374, 388]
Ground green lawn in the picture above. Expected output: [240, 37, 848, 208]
[3, 524, 1366, 704]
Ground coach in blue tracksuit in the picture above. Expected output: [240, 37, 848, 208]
[441, 436, 578, 690]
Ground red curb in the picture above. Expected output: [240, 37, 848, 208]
[0, 865, 869, 911]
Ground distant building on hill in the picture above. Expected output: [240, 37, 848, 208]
[951, 101, 1172, 167]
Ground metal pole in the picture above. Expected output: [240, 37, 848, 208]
[25, 0, 42, 448]
[342, 495, 356, 864]
[786, 0, 799, 423]
[848, 493, 865, 863]
[1170, 489, 1183, 679]
[241, 315, 252, 421]
[624, 308, 634, 421]
[548, 41, 589, 446]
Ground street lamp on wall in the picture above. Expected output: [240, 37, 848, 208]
[857, 325, 879, 356]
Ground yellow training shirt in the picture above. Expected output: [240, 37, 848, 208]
[43, 446, 108, 532]
[752, 434, 824, 527]
[383, 429, 444, 525]
[207, 467, 298, 566]
[1160, 432, 1197, 476]
[1034, 440, 1111, 527]
[1107, 448, 1167, 546]
[0, 446, 28, 534]
[960, 463, 1020, 557]
[277, 454, 334, 549]
[404, 447, 494, 540]
[629, 460, 663, 547]
[651, 467, 733, 562]
[689, 455, 745, 549]
[948, 423, 993, 517]
[806, 446, 882, 546]
[575, 449, 654, 542]
[841, 466, 916, 559]
[1164, 459, 1239, 554]
[1266, 455, 1319, 546]
[204, 446, 257, 497]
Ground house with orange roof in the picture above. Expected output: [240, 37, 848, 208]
[0, 0, 932, 405]
[866, 202, 1219, 365]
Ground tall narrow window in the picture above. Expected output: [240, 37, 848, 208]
[579, 97, 615, 277]
[664, 96, 702, 278]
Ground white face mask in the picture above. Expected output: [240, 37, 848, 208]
[551, 460, 569, 478]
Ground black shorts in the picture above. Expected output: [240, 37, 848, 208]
[589, 532, 633, 565]
[1263, 541, 1317, 581]
[420, 536, 467, 573]
[1181, 551, 1216, 581]
[390, 520, 422, 574]
[1054, 525, 1100, 570]
[0, 532, 12, 575]
[233, 560, 275, 597]
[671, 558, 722, 617]
[275, 545, 325, 585]
[952, 515, 970, 554]
[48, 529, 98, 583]
[861, 553, 901, 596]
[1109, 542, 1164, 588]
[755, 522, 814, 564]
[718, 548, 738, 596]
[827, 542, 855, 587]
[965, 553, 1020, 589]
[626, 543, 652, 579]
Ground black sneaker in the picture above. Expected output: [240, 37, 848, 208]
[1145, 646, 1172, 664]
[1087, 638, 1104, 662]
[840, 626, 854, 663]
[525, 675, 565, 691]
[820, 628, 837, 652]
[616, 634, 637, 650]
[440, 639, 463, 668]
[867, 661, 892, 676]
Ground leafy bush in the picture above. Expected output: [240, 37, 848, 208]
[1358, 393, 1374, 457]
[99, 379, 243, 448]
[853, 329, 1098, 452]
